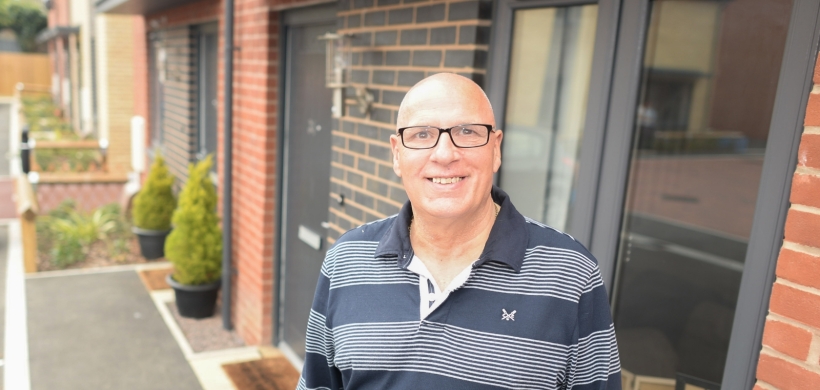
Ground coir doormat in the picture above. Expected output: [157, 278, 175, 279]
[137, 266, 173, 291]
[222, 357, 300, 390]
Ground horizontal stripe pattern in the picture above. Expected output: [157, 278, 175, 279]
[304, 309, 334, 366]
[323, 241, 416, 289]
[333, 321, 565, 389]
[297, 376, 331, 390]
[299, 188, 620, 390]
[570, 325, 620, 387]
[466, 246, 598, 302]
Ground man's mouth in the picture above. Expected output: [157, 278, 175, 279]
[429, 177, 464, 184]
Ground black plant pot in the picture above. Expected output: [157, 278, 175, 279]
[132, 227, 170, 260]
[166, 274, 221, 319]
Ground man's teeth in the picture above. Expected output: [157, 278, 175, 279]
[431, 177, 463, 184]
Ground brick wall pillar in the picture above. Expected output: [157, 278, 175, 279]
[327, 0, 492, 243]
[754, 53, 820, 390]
[228, 0, 281, 345]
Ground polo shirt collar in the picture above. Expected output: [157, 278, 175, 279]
[374, 185, 528, 273]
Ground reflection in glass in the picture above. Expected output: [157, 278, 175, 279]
[613, 0, 793, 386]
[499, 5, 598, 231]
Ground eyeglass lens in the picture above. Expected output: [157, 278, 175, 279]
[402, 125, 489, 149]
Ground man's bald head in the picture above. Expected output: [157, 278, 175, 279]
[396, 73, 495, 128]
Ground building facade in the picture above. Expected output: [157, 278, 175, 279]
[96, 0, 820, 388]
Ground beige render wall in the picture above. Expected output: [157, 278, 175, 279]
[96, 14, 136, 175]
[72, 0, 96, 135]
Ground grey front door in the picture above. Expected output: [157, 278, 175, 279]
[278, 5, 335, 360]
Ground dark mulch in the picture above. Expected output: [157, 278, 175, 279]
[166, 299, 246, 353]
[36, 237, 150, 272]
[222, 357, 300, 390]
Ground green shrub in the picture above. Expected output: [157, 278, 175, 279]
[51, 235, 84, 267]
[0, 0, 47, 52]
[37, 201, 126, 268]
[34, 148, 102, 172]
[21, 96, 78, 139]
[132, 155, 176, 230]
[165, 155, 222, 285]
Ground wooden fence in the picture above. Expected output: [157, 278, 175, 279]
[0, 53, 51, 97]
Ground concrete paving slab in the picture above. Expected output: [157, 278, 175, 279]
[26, 270, 201, 390]
[149, 289, 259, 389]
[0, 225, 7, 385]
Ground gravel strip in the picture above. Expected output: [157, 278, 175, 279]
[166, 299, 246, 353]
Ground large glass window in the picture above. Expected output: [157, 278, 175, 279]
[148, 33, 165, 148]
[613, 0, 794, 387]
[196, 23, 219, 165]
[499, 5, 598, 231]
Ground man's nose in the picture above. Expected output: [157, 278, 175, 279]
[430, 131, 459, 162]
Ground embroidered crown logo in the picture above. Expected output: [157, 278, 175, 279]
[502, 309, 516, 321]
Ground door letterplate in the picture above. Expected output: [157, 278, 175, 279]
[298, 225, 322, 250]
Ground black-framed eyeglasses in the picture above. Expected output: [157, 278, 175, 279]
[397, 124, 494, 149]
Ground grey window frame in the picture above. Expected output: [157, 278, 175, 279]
[486, 0, 622, 254]
[721, 1, 820, 388]
[488, 0, 820, 388]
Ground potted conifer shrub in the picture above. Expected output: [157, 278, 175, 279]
[164, 156, 222, 319]
[132, 154, 176, 260]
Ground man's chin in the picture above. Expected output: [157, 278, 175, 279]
[412, 199, 472, 219]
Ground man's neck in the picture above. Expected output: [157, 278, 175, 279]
[409, 198, 498, 289]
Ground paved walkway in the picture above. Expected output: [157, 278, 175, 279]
[0, 219, 204, 390]
[25, 269, 202, 390]
[2, 221, 266, 389]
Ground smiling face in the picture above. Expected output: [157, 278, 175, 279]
[390, 74, 503, 221]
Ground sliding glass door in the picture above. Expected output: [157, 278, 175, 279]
[490, 0, 815, 387]
[499, 5, 598, 231]
[612, 1, 794, 385]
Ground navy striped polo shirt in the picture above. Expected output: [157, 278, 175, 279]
[298, 186, 621, 390]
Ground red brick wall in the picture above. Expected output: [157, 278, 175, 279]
[754, 53, 820, 390]
[145, 0, 315, 345]
[228, 0, 277, 346]
[36, 182, 126, 213]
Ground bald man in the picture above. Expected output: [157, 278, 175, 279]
[297, 74, 621, 390]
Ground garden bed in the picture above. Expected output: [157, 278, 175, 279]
[36, 236, 148, 272]
[35, 200, 153, 272]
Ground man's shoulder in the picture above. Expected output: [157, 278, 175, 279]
[330, 215, 397, 251]
[519, 217, 598, 265]
[520, 217, 587, 250]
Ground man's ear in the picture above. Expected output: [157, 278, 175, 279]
[492, 130, 503, 173]
[390, 134, 402, 177]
